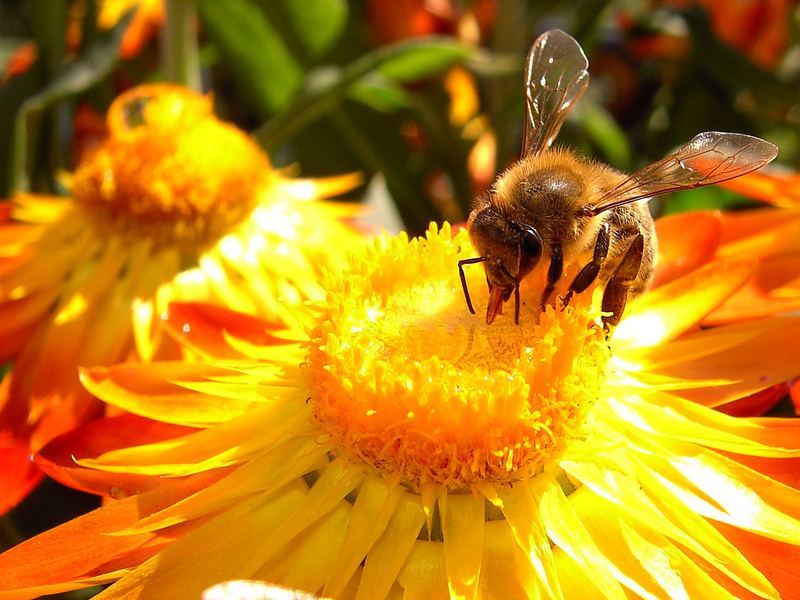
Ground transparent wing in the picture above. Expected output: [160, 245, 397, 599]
[589, 132, 778, 214]
[522, 29, 589, 157]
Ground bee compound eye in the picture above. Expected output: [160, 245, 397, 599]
[519, 224, 542, 259]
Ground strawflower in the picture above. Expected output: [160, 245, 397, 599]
[3, 206, 800, 598]
[0, 83, 363, 511]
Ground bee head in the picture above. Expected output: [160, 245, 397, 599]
[465, 205, 543, 324]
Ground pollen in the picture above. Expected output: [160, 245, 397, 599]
[307, 224, 610, 490]
[71, 84, 270, 251]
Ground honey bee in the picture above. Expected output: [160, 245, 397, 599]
[458, 29, 778, 327]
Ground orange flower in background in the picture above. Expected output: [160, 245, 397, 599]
[98, 0, 165, 59]
[654, 0, 791, 68]
[366, 0, 497, 45]
[697, 0, 791, 68]
[2, 209, 800, 598]
[0, 83, 364, 513]
[655, 206, 800, 325]
[718, 168, 800, 210]
[2, 0, 164, 82]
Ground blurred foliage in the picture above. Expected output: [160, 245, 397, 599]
[1, 0, 799, 234]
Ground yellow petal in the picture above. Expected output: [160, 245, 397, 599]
[617, 518, 737, 600]
[480, 519, 549, 599]
[237, 457, 364, 576]
[615, 436, 779, 597]
[439, 491, 484, 600]
[608, 392, 800, 458]
[396, 541, 448, 599]
[117, 436, 329, 535]
[552, 547, 610, 600]
[78, 400, 309, 476]
[80, 362, 262, 426]
[495, 480, 563, 598]
[652, 445, 800, 545]
[356, 493, 426, 600]
[96, 481, 310, 599]
[538, 481, 626, 599]
[266, 502, 351, 593]
[322, 475, 405, 598]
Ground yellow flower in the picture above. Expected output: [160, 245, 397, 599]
[0, 83, 363, 511]
[2, 214, 800, 599]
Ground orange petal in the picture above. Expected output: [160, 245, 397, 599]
[35, 414, 199, 497]
[117, 2, 164, 59]
[712, 521, 800, 600]
[80, 362, 247, 426]
[2, 42, 36, 82]
[652, 211, 722, 288]
[161, 302, 292, 359]
[791, 380, 800, 415]
[717, 209, 800, 259]
[716, 383, 789, 417]
[706, 255, 800, 325]
[0, 436, 43, 514]
[716, 453, 800, 491]
[719, 170, 800, 209]
[644, 316, 800, 407]
[0, 473, 217, 596]
[615, 258, 753, 348]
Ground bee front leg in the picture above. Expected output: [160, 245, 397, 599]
[601, 232, 644, 329]
[562, 221, 611, 307]
[540, 244, 563, 309]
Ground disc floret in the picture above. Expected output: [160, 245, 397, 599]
[307, 224, 610, 489]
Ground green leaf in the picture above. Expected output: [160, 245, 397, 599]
[198, 0, 302, 115]
[11, 10, 133, 193]
[269, 0, 348, 60]
[660, 187, 757, 216]
[0, 71, 38, 197]
[377, 41, 472, 82]
[349, 77, 410, 112]
[256, 37, 473, 149]
[578, 100, 631, 170]
[30, 0, 68, 77]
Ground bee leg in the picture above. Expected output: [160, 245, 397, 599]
[458, 256, 488, 315]
[602, 232, 644, 329]
[540, 243, 563, 309]
[563, 221, 611, 307]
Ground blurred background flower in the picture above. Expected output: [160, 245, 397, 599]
[2, 0, 800, 596]
[0, 81, 364, 514]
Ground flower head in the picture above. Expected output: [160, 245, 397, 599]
[3, 210, 800, 598]
[0, 83, 363, 511]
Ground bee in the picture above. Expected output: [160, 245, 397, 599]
[458, 29, 778, 328]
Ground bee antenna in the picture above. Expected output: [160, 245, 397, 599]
[458, 256, 487, 315]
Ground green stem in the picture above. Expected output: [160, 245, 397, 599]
[162, 0, 201, 89]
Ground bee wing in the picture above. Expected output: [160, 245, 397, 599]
[522, 29, 589, 157]
[589, 132, 778, 214]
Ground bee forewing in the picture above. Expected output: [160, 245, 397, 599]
[522, 29, 589, 157]
[591, 132, 779, 214]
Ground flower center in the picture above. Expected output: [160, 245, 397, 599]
[307, 224, 610, 490]
[71, 84, 270, 251]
